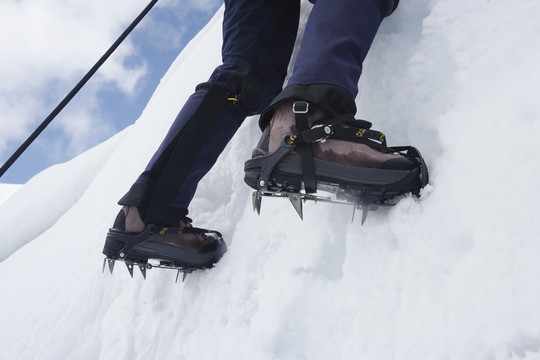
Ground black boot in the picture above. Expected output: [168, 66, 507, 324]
[102, 206, 226, 270]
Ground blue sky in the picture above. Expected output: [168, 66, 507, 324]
[0, 0, 222, 184]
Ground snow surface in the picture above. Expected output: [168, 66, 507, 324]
[2, 1, 540, 359]
[0, 183, 22, 205]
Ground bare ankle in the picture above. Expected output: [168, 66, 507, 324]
[124, 206, 146, 233]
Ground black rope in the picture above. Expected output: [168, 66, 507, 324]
[0, 0, 159, 179]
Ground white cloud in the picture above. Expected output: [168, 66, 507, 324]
[0, 0, 222, 181]
[0, 0, 150, 160]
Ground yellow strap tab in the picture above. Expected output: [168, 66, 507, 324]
[288, 134, 298, 144]
[356, 129, 367, 137]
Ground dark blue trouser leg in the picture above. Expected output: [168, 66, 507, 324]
[120, 0, 399, 224]
[288, 0, 383, 97]
[259, 0, 400, 129]
[119, 0, 299, 225]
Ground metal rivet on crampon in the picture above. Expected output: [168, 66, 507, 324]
[259, 180, 265, 187]
[119, 252, 125, 258]
[324, 126, 331, 134]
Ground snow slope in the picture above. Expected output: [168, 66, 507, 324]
[0, 183, 21, 205]
[2, 1, 540, 359]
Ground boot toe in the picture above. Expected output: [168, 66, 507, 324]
[380, 157, 418, 171]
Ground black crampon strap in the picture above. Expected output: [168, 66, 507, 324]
[293, 101, 317, 193]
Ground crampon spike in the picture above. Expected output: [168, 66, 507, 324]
[125, 262, 134, 278]
[108, 258, 115, 274]
[175, 268, 193, 283]
[138, 264, 147, 279]
[361, 206, 370, 225]
[252, 191, 262, 215]
[288, 193, 303, 220]
[176, 270, 188, 283]
[253, 190, 390, 223]
[103, 258, 116, 274]
[102, 256, 204, 282]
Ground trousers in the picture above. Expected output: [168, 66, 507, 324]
[119, 0, 399, 225]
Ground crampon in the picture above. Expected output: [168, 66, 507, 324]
[102, 224, 226, 282]
[245, 101, 429, 223]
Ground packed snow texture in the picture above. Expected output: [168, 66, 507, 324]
[2, 1, 540, 359]
[0, 183, 21, 205]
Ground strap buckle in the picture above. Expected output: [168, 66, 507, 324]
[292, 101, 309, 114]
[305, 124, 333, 144]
